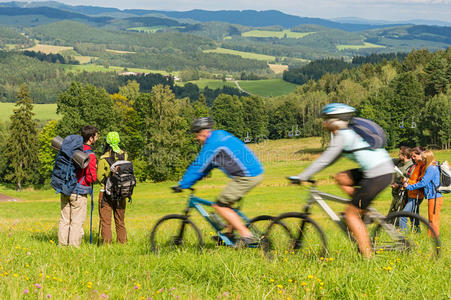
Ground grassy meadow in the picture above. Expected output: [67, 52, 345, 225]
[0, 138, 450, 299]
[336, 42, 386, 51]
[203, 48, 276, 62]
[63, 64, 172, 75]
[241, 30, 314, 39]
[179, 79, 235, 90]
[0, 103, 58, 122]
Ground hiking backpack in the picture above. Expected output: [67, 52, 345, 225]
[348, 117, 387, 151]
[104, 154, 136, 203]
[51, 135, 93, 196]
[436, 160, 451, 194]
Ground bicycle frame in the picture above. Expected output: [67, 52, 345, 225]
[182, 193, 251, 246]
[302, 187, 351, 234]
[301, 186, 405, 243]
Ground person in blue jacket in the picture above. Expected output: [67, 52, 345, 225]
[404, 150, 443, 236]
[175, 117, 264, 246]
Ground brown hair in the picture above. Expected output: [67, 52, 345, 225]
[399, 146, 411, 158]
[411, 146, 425, 155]
[421, 150, 435, 168]
[81, 125, 98, 143]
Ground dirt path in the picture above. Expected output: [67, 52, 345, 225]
[234, 80, 253, 95]
[0, 193, 20, 202]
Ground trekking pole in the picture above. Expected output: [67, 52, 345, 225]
[89, 187, 94, 244]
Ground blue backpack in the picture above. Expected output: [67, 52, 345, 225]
[348, 117, 387, 151]
[51, 135, 93, 196]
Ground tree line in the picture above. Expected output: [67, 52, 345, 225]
[0, 48, 449, 191]
[0, 51, 246, 104]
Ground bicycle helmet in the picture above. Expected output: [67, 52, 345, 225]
[191, 117, 214, 133]
[320, 103, 356, 121]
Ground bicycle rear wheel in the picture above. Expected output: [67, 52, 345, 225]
[150, 214, 203, 254]
[371, 211, 440, 257]
[262, 212, 328, 259]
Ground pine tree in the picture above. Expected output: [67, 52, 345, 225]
[4, 84, 39, 191]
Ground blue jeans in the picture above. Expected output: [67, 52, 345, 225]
[399, 197, 422, 231]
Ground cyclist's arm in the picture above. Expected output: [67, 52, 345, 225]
[296, 133, 345, 181]
[179, 146, 216, 189]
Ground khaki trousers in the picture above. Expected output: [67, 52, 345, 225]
[58, 194, 87, 247]
[99, 197, 127, 244]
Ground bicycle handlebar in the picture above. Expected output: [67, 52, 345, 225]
[287, 176, 316, 185]
[170, 186, 195, 193]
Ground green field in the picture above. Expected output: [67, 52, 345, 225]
[181, 79, 235, 90]
[203, 48, 276, 61]
[0, 103, 58, 122]
[336, 42, 386, 50]
[0, 138, 450, 298]
[238, 79, 299, 97]
[241, 30, 314, 39]
[127, 26, 184, 33]
[64, 64, 173, 75]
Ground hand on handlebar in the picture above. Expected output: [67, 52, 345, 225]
[171, 186, 183, 193]
[287, 176, 316, 185]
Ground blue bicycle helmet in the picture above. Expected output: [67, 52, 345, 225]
[321, 103, 356, 120]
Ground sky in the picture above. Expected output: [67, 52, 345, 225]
[2, 0, 451, 22]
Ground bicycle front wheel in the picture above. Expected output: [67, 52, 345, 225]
[262, 212, 328, 259]
[371, 211, 440, 257]
[246, 215, 289, 244]
[150, 214, 203, 254]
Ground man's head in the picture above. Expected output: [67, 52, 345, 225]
[398, 146, 411, 161]
[81, 125, 99, 145]
[320, 103, 356, 132]
[191, 117, 214, 144]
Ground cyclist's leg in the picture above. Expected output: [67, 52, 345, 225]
[335, 168, 367, 197]
[335, 169, 356, 196]
[345, 204, 371, 257]
[345, 172, 392, 258]
[213, 174, 263, 238]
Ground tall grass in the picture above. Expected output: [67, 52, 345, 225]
[0, 139, 450, 298]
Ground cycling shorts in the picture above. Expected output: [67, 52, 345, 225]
[348, 168, 392, 209]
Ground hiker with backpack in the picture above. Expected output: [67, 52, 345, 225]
[388, 146, 413, 215]
[404, 150, 444, 236]
[399, 146, 425, 231]
[290, 103, 394, 258]
[56, 126, 98, 247]
[97, 132, 135, 244]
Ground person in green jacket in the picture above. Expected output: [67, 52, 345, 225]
[387, 146, 413, 215]
[97, 132, 128, 244]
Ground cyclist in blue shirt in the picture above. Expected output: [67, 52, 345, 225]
[291, 103, 394, 258]
[175, 117, 264, 246]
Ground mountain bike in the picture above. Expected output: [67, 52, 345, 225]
[262, 178, 441, 258]
[150, 188, 285, 253]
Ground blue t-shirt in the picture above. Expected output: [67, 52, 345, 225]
[179, 130, 263, 189]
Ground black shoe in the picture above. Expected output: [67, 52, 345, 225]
[211, 232, 236, 245]
[235, 236, 260, 248]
